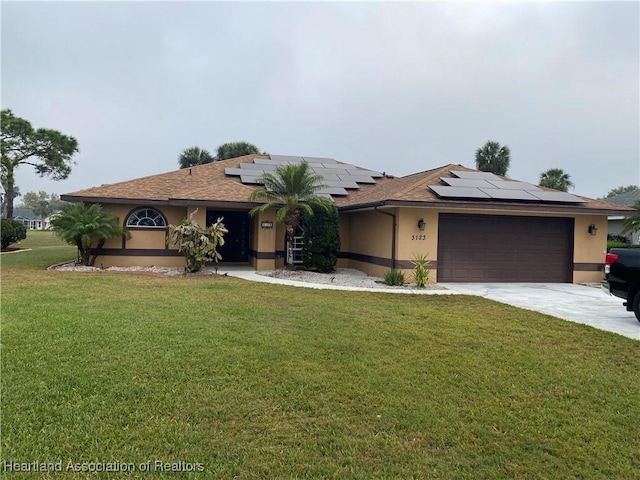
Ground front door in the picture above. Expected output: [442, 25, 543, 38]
[206, 210, 250, 263]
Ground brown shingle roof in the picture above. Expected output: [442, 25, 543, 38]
[62, 156, 632, 215]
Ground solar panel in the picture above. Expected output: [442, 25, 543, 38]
[430, 185, 492, 199]
[529, 191, 586, 203]
[441, 178, 495, 188]
[339, 174, 377, 184]
[318, 186, 349, 195]
[302, 156, 336, 163]
[486, 180, 541, 191]
[450, 170, 501, 181]
[240, 175, 262, 184]
[431, 172, 587, 204]
[225, 155, 381, 198]
[239, 162, 276, 170]
[479, 189, 540, 201]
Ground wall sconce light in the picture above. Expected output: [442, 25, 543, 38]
[417, 218, 425, 231]
[588, 224, 597, 236]
[261, 221, 274, 229]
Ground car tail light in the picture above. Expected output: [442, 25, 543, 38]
[604, 253, 619, 274]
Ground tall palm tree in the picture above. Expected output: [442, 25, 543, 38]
[475, 141, 511, 176]
[539, 168, 574, 192]
[249, 162, 333, 264]
[51, 202, 126, 266]
[178, 146, 214, 169]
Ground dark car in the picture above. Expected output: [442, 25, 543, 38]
[602, 248, 640, 322]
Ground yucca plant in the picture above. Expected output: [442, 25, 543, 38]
[411, 253, 431, 288]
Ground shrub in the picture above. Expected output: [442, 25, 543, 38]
[384, 269, 405, 286]
[302, 204, 341, 273]
[1, 218, 27, 250]
[411, 253, 431, 288]
[168, 210, 228, 273]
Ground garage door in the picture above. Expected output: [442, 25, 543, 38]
[437, 214, 574, 282]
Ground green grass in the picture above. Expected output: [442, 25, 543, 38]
[1, 243, 639, 479]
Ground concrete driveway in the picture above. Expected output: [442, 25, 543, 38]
[440, 283, 640, 341]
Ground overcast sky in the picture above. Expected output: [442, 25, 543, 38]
[2, 1, 639, 200]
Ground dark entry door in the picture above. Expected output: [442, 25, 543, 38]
[437, 214, 574, 282]
[206, 210, 250, 263]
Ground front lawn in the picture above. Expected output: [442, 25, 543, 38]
[1, 244, 639, 479]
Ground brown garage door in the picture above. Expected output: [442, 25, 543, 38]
[437, 214, 574, 282]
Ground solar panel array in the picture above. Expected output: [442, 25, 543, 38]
[225, 155, 383, 198]
[430, 171, 586, 204]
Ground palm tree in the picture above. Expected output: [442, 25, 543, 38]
[539, 168, 574, 192]
[475, 141, 511, 176]
[51, 203, 126, 266]
[178, 147, 214, 169]
[249, 161, 333, 265]
[622, 200, 640, 235]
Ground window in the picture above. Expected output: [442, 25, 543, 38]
[125, 208, 167, 228]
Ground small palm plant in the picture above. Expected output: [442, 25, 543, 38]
[51, 202, 126, 266]
[249, 161, 333, 265]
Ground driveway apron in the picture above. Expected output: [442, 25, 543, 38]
[440, 283, 640, 341]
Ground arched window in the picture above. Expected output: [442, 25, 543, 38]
[125, 207, 167, 228]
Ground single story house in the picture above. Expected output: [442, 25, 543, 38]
[61, 154, 632, 283]
[12, 208, 45, 230]
[605, 188, 639, 244]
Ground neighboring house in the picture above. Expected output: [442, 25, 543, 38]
[13, 208, 43, 230]
[605, 188, 640, 244]
[10, 208, 58, 230]
[61, 154, 632, 284]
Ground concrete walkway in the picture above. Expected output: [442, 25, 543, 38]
[218, 267, 639, 341]
[440, 283, 640, 341]
[217, 266, 458, 295]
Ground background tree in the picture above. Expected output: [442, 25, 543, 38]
[622, 200, 640, 236]
[216, 141, 261, 160]
[178, 146, 214, 169]
[605, 185, 638, 198]
[302, 203, 341, 273]
[249, 161, 332, 265]
[0, 176, 20, 217]
[51, 203, 125, 266]
[539, 168, 574, 192]
[19, 190, 64, 225]
[475, 141, 510, 176]
[1, 109, 79, 219]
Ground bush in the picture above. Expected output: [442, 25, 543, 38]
[168, 210, 228, 273]
[1, 218, 27, 250]
[302, 204, 341, 273]
[384, 269, 405, 286]
[608, 234, 630, 244]
[411, 253, 430, 288]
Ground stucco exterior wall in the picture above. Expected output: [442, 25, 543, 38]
[95, 204, 188, 268]
[341, 207, 609, 284]
[93, 201, 610, 283]
[573, 214, 607, 283]
[250, 210, 278, 270]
